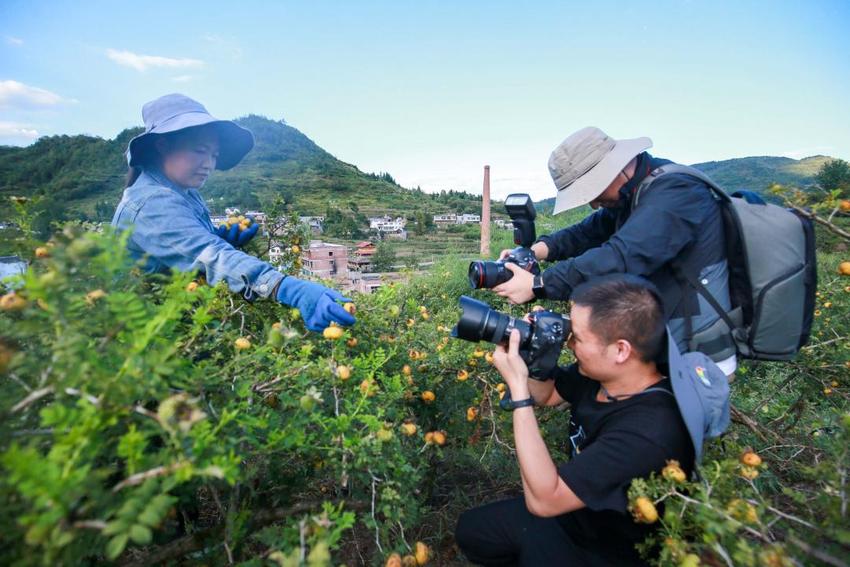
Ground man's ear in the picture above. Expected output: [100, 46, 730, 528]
[614, 339, 632, 364]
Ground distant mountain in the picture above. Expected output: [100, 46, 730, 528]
[535, 154, 832, 213]
[0, 115, 483, 221]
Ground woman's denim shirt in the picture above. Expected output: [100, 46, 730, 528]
[111, 169, 283, 299]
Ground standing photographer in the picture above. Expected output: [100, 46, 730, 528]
[492, 127, 735, 375]
[455, 275, 729, 566]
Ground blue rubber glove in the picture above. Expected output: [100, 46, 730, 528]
[215, 219, 259, 248]
[276, 277, 356, 332]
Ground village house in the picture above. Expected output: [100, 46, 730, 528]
[301, 240, 349, 281]
[348, 241, 377, 272]
[299, 216, 324, 235]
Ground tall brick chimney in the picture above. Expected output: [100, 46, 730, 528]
[480, 165, 491, 257]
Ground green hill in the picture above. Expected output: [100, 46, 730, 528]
[535, 154, 833, 213]
[0, 115, 483, 221]
[690, 154, 830, 193]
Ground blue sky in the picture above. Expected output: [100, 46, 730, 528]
[1, 0, 848, 200]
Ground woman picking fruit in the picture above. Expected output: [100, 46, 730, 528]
[112, 93, 355, 332]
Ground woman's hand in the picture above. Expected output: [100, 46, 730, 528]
[492, 329, 530, 396]
[216, 219, 259, 248]
[276, 279, 356, 332]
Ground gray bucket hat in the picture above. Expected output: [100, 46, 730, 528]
[548, 127, 652, 214]
[126, 93, 254, 170]
[665, 328, 730, 463]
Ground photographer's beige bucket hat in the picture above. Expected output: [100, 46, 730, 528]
[548, 127, 652, 213]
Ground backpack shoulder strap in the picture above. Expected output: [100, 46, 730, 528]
[632, 164, 731, 211]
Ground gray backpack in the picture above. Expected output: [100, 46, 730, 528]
[635, 165, 817, 361]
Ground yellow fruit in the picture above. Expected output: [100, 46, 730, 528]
[185, 281, 199, 292]
[407, 318, 415, 327]
[234, 337, 251, 350]
[400, 423, 417, 436]
[823, 387, 833, 395]
[424, 431, 434, 444]
[662, 460, 687, 483]
[679, 553, 701, 567]
[402, 555, 418, 567]
[831, 380, 839, 387]
[456, 369, 469, 382]
[272, 321, 282, 330]
[421, 391, 435, 403]
[726, 499, 759, 524]
[472, 348, 485, 358]
[466, 407, 478, 421]
[432, 431, 446, 446]
[360, 379, 376, 396]
[495, 383, 506, 393]
[414, 542, 430, 565]
[323, 325, 344, 340]
[839, 261, 850, 276]
[386, 553, 402, 567]
[388, 305, 401, 316]
[402, 364, 412, 376]
[347, 337, 358, 347]
[343, 302, 356, 314]
[85, 289, 107, 304]
[840, 199, 850, 212]
[0, 292, 27, 312]
[34, 246, 50, 258]
[291, 245, 301, 254]
[740, 451, 762, 467]
[740, 466, 760, 480]
[376, 427, 394, 442]
[485, 352, 495, 364]
[631, 496, 658, 524]
[421, 312, 430, 320]
[336, 365, 352, 381]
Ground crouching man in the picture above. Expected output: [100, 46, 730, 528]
[455, 274, 729, 566]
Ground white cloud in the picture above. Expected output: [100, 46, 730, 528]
[5, 36, 23, 46]
[0, 80, 68, 109]
[171, 75, 196, 83]
[106, 48, 204, 72]
[781, 146, 835, 160]
[0, 121, 39, 145]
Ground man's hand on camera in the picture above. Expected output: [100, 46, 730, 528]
[492, 329, 531, 396]
[493, 263, 535, 304]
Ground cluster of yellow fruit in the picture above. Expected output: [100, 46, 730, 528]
[384, 541, 431, 566]
[221, 215, 253, 231]
[739, 450, 763, 480]
[725, 498, 759, 524]
[408, 349, 427, 361]
[424, 430, 446, 446]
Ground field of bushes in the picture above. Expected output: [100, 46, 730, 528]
[0, 199, 848, 566]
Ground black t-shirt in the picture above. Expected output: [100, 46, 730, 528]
[553, 364, 694, 563]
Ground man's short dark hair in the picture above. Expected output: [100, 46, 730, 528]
[571, 274, 665, 362]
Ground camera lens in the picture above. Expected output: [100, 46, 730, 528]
[468, 261, 512, 289]
[452, 296, 531, 346]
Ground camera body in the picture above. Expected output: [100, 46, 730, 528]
[468, 193, 540, 289]
[451, 296, 570, 379]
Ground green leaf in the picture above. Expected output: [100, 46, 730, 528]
[106, 533, 129, 560]
[128, 523, 152, 545]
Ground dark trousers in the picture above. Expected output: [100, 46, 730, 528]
[455, 497, 641, 567]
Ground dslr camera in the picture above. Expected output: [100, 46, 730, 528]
[451, 295, 570, 379]
[468, 193, 540, 289]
